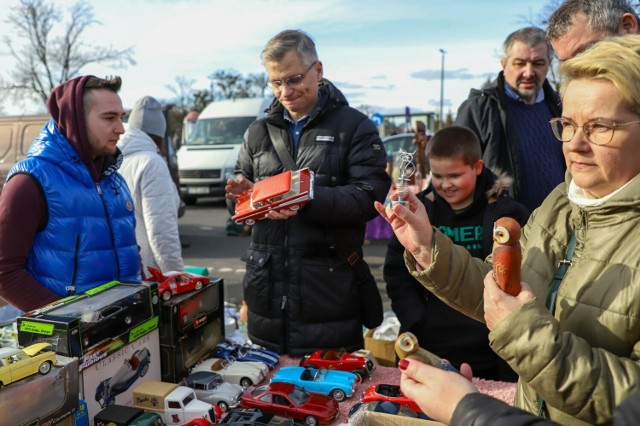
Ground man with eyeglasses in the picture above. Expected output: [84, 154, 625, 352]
[454, 27, 564, 212]
[225, 29, 391, 356]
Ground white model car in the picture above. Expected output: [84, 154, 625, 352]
[191, 357, 267, 389]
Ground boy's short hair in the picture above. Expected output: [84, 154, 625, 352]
[426, 126, 482, 166]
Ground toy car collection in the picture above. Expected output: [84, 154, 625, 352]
[0, 342, 57, 385]
[182, 371, 243, 412]
[232, 168, 314, 225]
[300, 349, 374, 380]
[146, 266, 211, 301]
[270, 366, 358, 402]
[240, 382, 339, 426]
[191, 357, 267, 389]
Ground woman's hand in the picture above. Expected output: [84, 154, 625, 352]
[400, 358, 476, 424]
[483, 271, 536, 330]
[374, 191, 434, 269]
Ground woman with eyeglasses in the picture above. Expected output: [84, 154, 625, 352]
[375, 34, 640, 426]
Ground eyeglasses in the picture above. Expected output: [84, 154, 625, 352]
[549, 117, 640, 146]
[267, 61, 317, 91]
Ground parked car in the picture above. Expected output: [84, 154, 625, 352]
[240, 382, 339, 426]
[0, 342, 57, 386]
[381, 133, 415, 163]
[210, 342, 279, 370]
[191, 357, 267, 389]
[270, 366, 357, 402]
[183, 371, 243, 412]
[95, 347, 151, 408]
[219, 408, 305, 426]
[347, 400, 429, 420]
[361, 383, 423, 414]
[145, 266, 210, 301]
[300, 349, 374, 380]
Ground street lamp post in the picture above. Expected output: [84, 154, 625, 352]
[439, 48, 446, 130]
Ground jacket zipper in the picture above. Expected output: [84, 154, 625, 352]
[96, 182, 121, 279]
[69, 234, 80, 295]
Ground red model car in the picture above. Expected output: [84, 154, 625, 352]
[232, 168, 314, 225]
[240, 382, 338, 426]
[300, 349, 374, 380]
[361, 383, 423, 414]
[145, 266, 210, 301]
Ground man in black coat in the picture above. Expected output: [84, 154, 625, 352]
[225, 30, 391, 356]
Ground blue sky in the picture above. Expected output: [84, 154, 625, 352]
[0, 0, 553, 117]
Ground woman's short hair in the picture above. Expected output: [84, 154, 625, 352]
[558, 34, 640, 115]
[261, 29, 318, 67]
[426, 126, 482, 166]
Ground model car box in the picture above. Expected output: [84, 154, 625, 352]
[81, 328, 161, 425]
[0, 354, 79, 426]
[364, 329, 396, 367]
[17, 281, 159, 370]
[160, 317, 223, 383]
[158, 277, 223, 346]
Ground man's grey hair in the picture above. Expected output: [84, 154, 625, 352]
[502, 27, 551, 61]
[547, 0, 639, 40]
[261, 29, 318, 67]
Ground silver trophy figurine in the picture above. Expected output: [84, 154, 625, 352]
[392, 150, 416, 207]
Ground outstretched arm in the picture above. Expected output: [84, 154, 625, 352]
[374, 190, 434, 269]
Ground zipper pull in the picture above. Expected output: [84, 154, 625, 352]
[281, 296, 287, 310]
[95, 182, 102, 195]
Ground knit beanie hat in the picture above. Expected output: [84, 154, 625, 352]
[128, 96, 166, 137]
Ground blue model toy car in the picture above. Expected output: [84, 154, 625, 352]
[210, 342, 279, 370]
[270, 366, 357, 402]
[95, 347, 151, 408]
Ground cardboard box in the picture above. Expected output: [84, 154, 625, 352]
[158, 278, 223, 346]
[80, 328, 161, 425]
[360, 411, 444, 425]
[364, 329, 396, 367]
[0, 355, 79, 425]
[17, 281, 159, 371]
[160, 317, 223, 383]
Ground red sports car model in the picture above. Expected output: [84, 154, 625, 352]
[145, 267, 210, 301]
[232, 168, 314, 225]
[240, 382, 338, 426]
[300, 349, 374, 380]
[361, 383, 423, 414]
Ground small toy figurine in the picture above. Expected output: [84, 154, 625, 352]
[391, 150, 416, 207]
[492, 217, 522, 296]
[394, 332, 459, 373]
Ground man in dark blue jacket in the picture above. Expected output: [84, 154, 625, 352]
[455, 27, 563, 212]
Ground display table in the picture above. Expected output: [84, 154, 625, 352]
[275, 356, 517, 425]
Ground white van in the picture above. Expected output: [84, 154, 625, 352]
[177, 97, 272, 205]
[0, 114, 48, 189]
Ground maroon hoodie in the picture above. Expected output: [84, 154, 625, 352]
[0, 75, 105, 311]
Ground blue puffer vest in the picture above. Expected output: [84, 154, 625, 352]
[7, 120, 140, 296]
